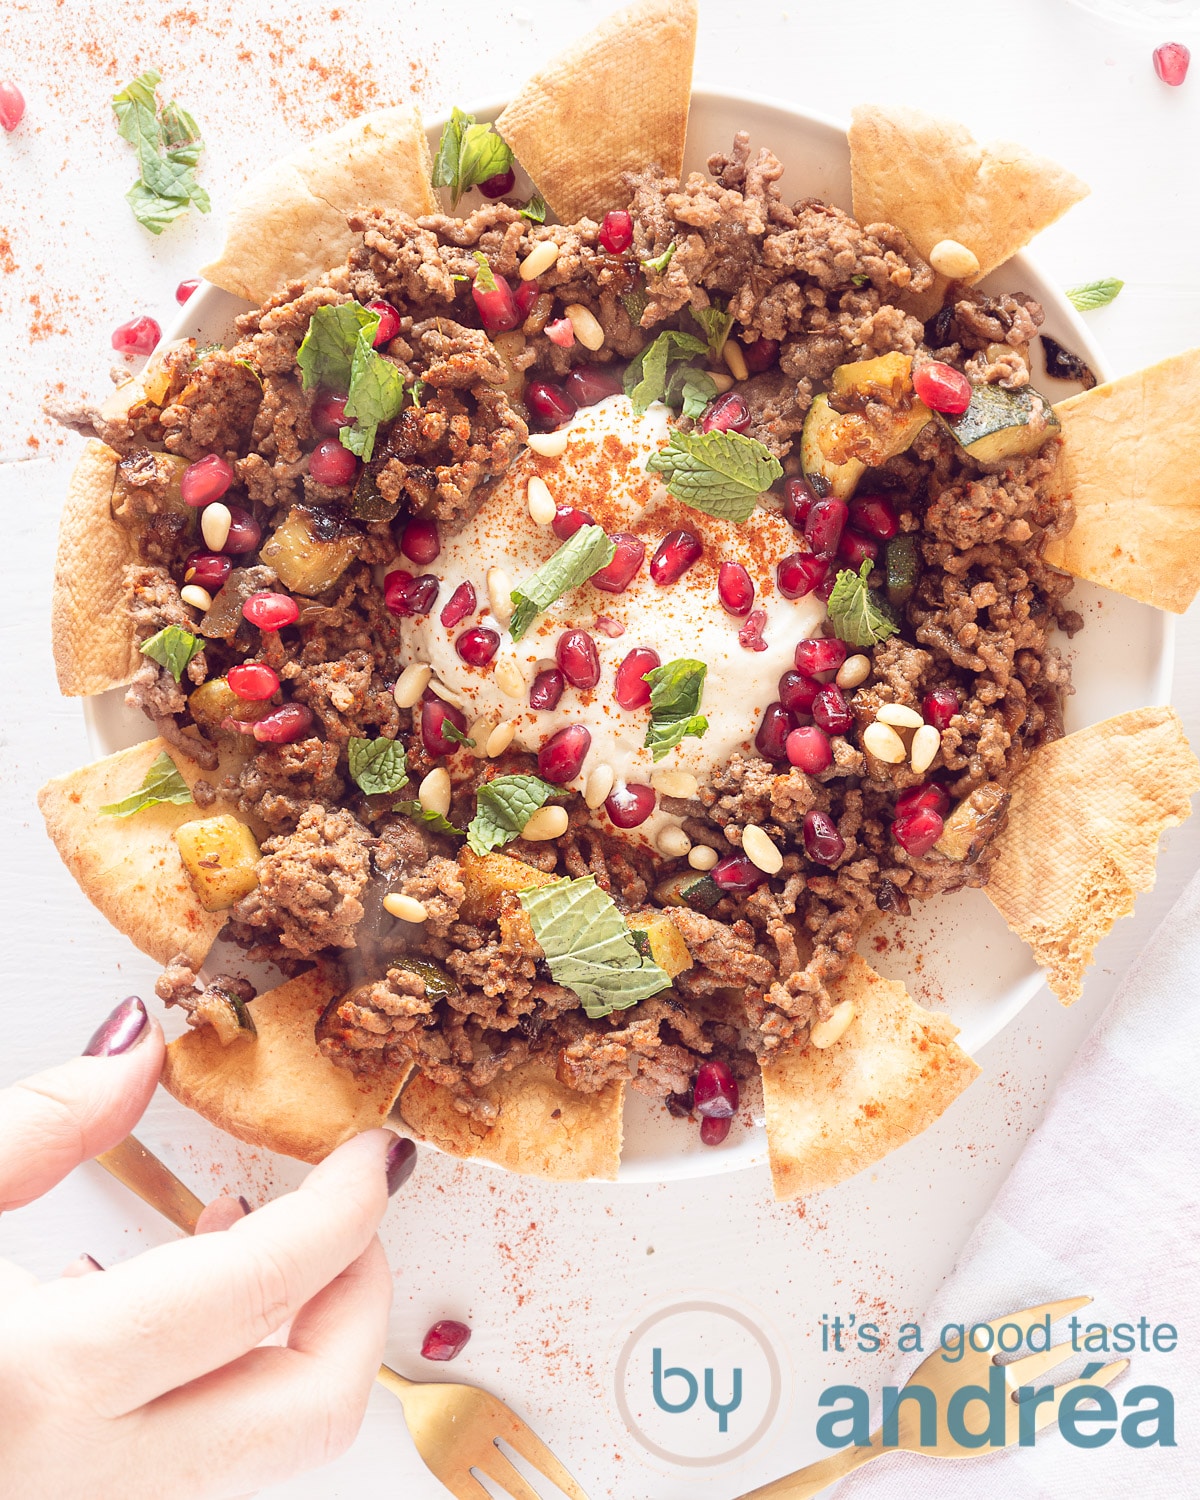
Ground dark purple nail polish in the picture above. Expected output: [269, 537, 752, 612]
[82, 996, 148, 1057]
[82, 1254, 104, 1272]
[237, 1196, 253, 1216]
[385, 1134, 417, 1196]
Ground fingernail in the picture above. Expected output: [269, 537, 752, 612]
[82, 1253, 104, 1272]
[237, 1195, 253, 1216]
[385, 1133, 417, 1196]
[82, 996, 148, 1057]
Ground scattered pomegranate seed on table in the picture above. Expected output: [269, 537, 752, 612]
[183, 551, 231, 592]
[605, 782, 656, 828]
[700, 392, 751, 434]
[366, 299, 401, 346]
[422, 697, 469, 757]
[755, 702, 794, 760]
[175, 278, 200, 305]
[564, 364, 623, 407]
[591, 532, 645, 593]
[650, 529, 702, 586]
[439, 580, 476, 629]
[556, 629, 601, 688]
[526, 378, 576, 429]
[455, 626, 500, 667]
[400, 517, 440, 565]
[717, 561, 754, 616]
[1153, 42, 1190, 86]
[251, 702, 314, 744]
[598, 209, 634, 254]
[479, 167, 515, 198]
[803, 809, 845, 864]
[0, 81, 26, 131]
[223, 505, 262, 554]
[614, 648, 660, 710]
[180, 453, 234, 508]
[242, 592, 299, 631]
[529, 666, 565, 711]
[227, 662, 280, 701]
[421, 1319, 472, 1362]
[913, 361, 972, 415]
[538, 723, 592, 783]
[111, 315, 161, 356]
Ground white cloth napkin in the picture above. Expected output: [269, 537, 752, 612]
[835, 863, 1200, 1498]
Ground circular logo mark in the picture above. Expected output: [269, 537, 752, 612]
[613, 1300, 783, 1467]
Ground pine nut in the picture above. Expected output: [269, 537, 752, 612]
[487, 566, 513, 627]
[708, 371, 735, 394]
[836, 654, 871, 690]
[526, 474, 557, 525]
[201, 501, 232, 552]
[418, 767, 452, 818]
[863, 721, 907, 763]
[810, 999, 856, 1049]
[180, 584, 212, 611]
[522, 804, 569, 841]
[393, 662, 432, 709]
[564, 303, 604, 351]
[929, 238, 980, 281]
[723, 340, 749, 381]
[466, 717, 495, 758]
[519, 240, 559, 280]
[657, 825, 692, 859]
[494, 657, 526, 699]
[688, 844, 719, 871]
[383, 893, 428, 923]
[527, 429, 570, 458]
[742, 823, 783, 875]
[427, 678, 466, 707]
[584, 762, 615, 809]
[485, 720, 516, 757]
[877, 703, 924, 729]
[651, 769, 699, 799]
[910, 723, 941, 775]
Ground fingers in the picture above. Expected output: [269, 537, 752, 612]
[0, 1002, 164, 1210]
[195, 1196, 250, 1235]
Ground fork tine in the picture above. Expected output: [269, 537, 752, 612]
[475, 1446, 548, 1500]
[987, 1294, 1091, 1338]
[499, 1422, 592, 1500]
[435, 1472, 495, 1500]
[1001, 1338, 1079, 1386]
[1035, 1359, 1130, 1434]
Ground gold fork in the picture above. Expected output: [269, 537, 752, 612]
[738, 1296, 1128, 1498]
[96, 1135, 590, 1500]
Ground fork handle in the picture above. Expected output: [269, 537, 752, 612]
[739, 1439, 882, 1498]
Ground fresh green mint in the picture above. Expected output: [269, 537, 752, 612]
[1065, 278, 1124, 312]
[297, 303, 380, 393]
[826, 560, 899, 649]
[643, 241, 676, 276]
[395, 801, 463, 836]
[347, 736, 408, 797]
[432, 107, 514, 207]
[99, 751, 193, 818]
[643, 658, 709, 762]
[646, 429, 782, 522]
[690, 301, 735, 358]
[139, 624, 202, 683]
[623, 330, 709, 416]
[112, 70, 210, 234]
[509, 525, 616, 641]
[468, 775, 558, 856]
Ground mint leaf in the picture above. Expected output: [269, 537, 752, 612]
[1066, 278, 1124, 312]
[664, 364, 718, 421]
[646, 430, 782, 522]
[468, 774, 558, 856]
[622, 284, 649, 327]
[395, 800, 463, 836]
[509, 525, 616, 641]
[644, 659, 708, 762]
[297, 303, 380, 393]
[690, 301, 734, 358]
[140, 624, 202, 683]
[518, 875, 671, 1019]
[825, 560, 899, 649]
[348, 736, 408, 797]
[623, 330, 708, 416]
[442, 720, 476, 748]
[850, 273, 870, 288]
[341, 327, 405, 462]
[113, 71, 209, 235]
[99, 750, 193, 818]
[472, 250, 498, 294]
[520, 192, 547, 223]
[643, 241, 676, 276]
[431, 108, 512, 207]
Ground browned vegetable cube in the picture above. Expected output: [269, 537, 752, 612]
[175, 815, 261, 910]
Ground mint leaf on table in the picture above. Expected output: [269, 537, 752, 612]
[825, 560, 899, 649]
[643, 659, 708, 762]
[394, 801, 463, 836]
[431, 107, 513, 207]
[468, 774, 558, 856]
[518, 875, 671, 1019]
[99, 751, 193, 818]
[347, 736, 408, 797]
[623, 330, 709, 415]
[690, 300, 735, 358]
[646, 429, 782, 522]
[509, 525, 616, 641]
[112, 70, 210, 235]
[139, 624, 202, 683]
[297, 303, 380, 393]
[1066, 278, 1124, 312]
[340, 327, 406, 461]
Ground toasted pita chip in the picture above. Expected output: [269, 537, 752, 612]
[201, 106, 437, 305]
[51, 441, 140, 696]
[985, 706, 1200, 1005]
[762, 955, 980, 1201]
[39, 738, 238, 968]
[400, 1061, 624, 1181]
[162, 966, 411, 1163]
[494, 0, 696, 224]
[849, 105, 1088, 283]
[1043, 349, 1200, 612]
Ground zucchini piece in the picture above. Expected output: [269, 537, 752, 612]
[193, 987, 256, 1046]
[175, 815, 261, 911]
[259, 506, 362, 596]
[188, 677, 271, 731]
[654, 870, 723, 913]
[934, 783, 1010, 862]
[626, 909, 693, 978]
[940, 383, 1061, 464]
[803, 355, 932, 499]
[829, 350, 914, 401]
[800, 394, 865, 499]
[885, 535, 919, 609]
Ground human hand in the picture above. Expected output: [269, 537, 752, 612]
[0, 995, 416, 1499]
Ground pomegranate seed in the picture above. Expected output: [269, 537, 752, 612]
[472, 268, 519, 334]
[439, 581, 476, 629]
[694, 1059, 739, 1118]
[700, 1115, 732, 1146]
[742, 336, 779, 374]
[111, 316, 161, 356]
[422, 696, 468, 757]
[401, 517, 440, 565]
[605, 782, 656, 828]
[913, 361, 972, 416]
[738, 609, 768, 652]
[594, 614, 625, 638]
[0, 81, 26, 132]
[598, 209, 634, 254]
[526, 378, 576, 429]
[552, 505, 595, 541]
[848, 495, 899, 541]
[456, 626, 500, 666]
[838, 530, 878, 567]
[782, 477, 818, 531]
[242, 592, 299, 631]
[717, 561, 754, 616]
[180, 454, 234, 508]
[556, 629, 601, 689]
[591, 532, 645, 592]
[538, 724, 591, 783]
[787, 725, 833, 773]
[564, 365, 623, 408]
[251, 702, 314, 744]
[479, 167, 516, 198]
[421, 1319, 472, 1362]
[816, 570, 839, 602]
[700, 393, 751, 434]
[812, 685, 852, 734]
[895, 783, 950, 820]
[183, 551, 232, 592]
[227, 662, 280, 700]
[755, 702, 794, 760]
[777, 552, 828, 599]
[778, 670, 820, 715]
[514, 278, 540, 319]
[1154, 41, 1190, 86]
[384, 570, 439, 618]
[711, 854, 767, 892]
[794, 638, 846, 679]
[311, 391, 349, 436]
[175, 278, 200, 305]
[367, 299, 401, 347]
[545, 318, 576, 348]
[308, 438, 358, 486]
[893, 806, 945, 858]
[223, 505, 262, 554]
[805, 497, 848, 557]
[530, 667, 566, 711]
[614, 648, 660, 710]
[922, 688, 959, 731]
[650, 529, 702, 586]
[803, 809, 845, 865]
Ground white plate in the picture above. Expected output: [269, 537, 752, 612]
[85, 91, 1171, 1182]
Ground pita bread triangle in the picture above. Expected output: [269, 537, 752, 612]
[494, 0, 696, 224]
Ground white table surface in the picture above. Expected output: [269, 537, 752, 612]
[2, 2, 1198, 1496]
